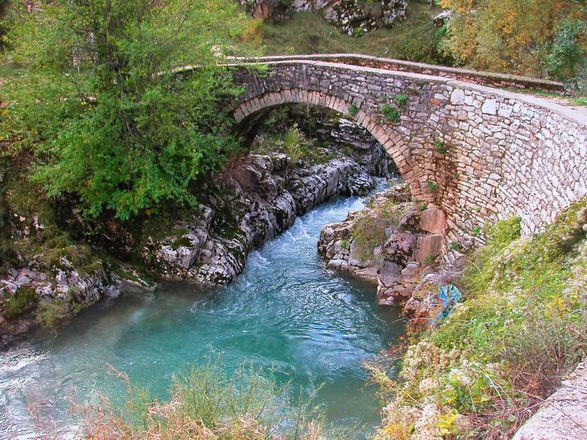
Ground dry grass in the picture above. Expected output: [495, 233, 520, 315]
[74, 361, 333, 440]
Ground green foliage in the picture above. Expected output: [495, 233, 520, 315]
[35, 298, 71, 327]
[255, 126, 336, 166]
[393, 94, 408, 108]
[1, 0, 252, 220]
[422, 255, 437, 266]
[433, 140, 447, 154]
[374, 201, 586, 437]
[546, 20, 587, 87]
[282, 126, 305, 166]
[449, 241, 463, 252]
[426, 179, 439, 193]
[0, 0, 10, 50]
[348, 103, 359, 116]
[352, 200, 410, 262]
[440, 0, 586, 80]
[381, 104, 400, 123]
[3, 287, 37, 319]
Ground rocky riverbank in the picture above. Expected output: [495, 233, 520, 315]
[0, 139, 387, 347]
[143, 152, 377, 287]
[318, 182, 464, 325]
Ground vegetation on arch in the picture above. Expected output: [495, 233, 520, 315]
[1, 0, 254, 221]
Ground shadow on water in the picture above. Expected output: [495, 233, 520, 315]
[0, 184, 406, 439]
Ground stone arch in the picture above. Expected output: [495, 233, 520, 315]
[233, 88, 428, 202]
[225, 59, 586, 239]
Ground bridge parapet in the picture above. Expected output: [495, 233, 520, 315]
[230, 54, 566, 93]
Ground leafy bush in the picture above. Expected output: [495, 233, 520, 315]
[348, 103, 359, 116]
[1, 0, 252, 220]
[546, 20, 587, 87]
[440, 0, 586, 80]
[393, 94, 408, 108]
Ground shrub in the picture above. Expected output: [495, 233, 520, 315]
[3, 287, 37, 319]
[348, 103, 359, 116]
[35, 298, 71, 327]
[440, 0, 585, 79]
[546, 20, 587, 86]
[381, 104, 401, 123]
[393, 94, 408, 108]
[78, 360, 330, 439]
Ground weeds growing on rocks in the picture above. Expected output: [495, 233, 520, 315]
[370, 199, 586, 439]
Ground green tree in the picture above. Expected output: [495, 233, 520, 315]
[1, 0, 251, 220]
[546, 20, 587, 87]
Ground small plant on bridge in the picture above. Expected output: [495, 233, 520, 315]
[348, 103, 359, 117]
[433, 141, 448, 154]
[426, 179, 439, 193]
[393, 94, 409, 108]
[381, 104, 401, 123]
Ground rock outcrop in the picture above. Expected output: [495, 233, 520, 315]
[318, 182, 460, 319]
[145, 153, 376, 287]
[0, 258, 152, 348]
[239, 0, 409, 34]
[324, 0, 408, 36]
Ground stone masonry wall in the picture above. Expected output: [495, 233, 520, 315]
[230, 60, 587, 244]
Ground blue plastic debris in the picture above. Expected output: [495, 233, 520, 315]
[439, 284, 462, 308]
[431, 284, 463, 325]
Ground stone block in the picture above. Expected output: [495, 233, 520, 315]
[482, 99, 497, 115]
[419, 206, 447, 234]
[415, 234, 444, 263]
[450, 89, 465, 105]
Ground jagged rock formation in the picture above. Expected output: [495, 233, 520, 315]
[324, 0, 408, 36]
[0, 258, 152, 348]
[145, 152, 376, 286]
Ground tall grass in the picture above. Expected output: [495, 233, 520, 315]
[77, 360, 334, 439]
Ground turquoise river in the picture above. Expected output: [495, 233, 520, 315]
[0, 184, 405, 439]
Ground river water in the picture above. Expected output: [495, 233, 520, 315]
[0, 185, 405, 439]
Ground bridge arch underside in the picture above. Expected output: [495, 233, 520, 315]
[234, 89, 429, 203]
[232, 64, 586, 242]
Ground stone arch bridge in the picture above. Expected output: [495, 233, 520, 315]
[192, 55, 587, 243]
